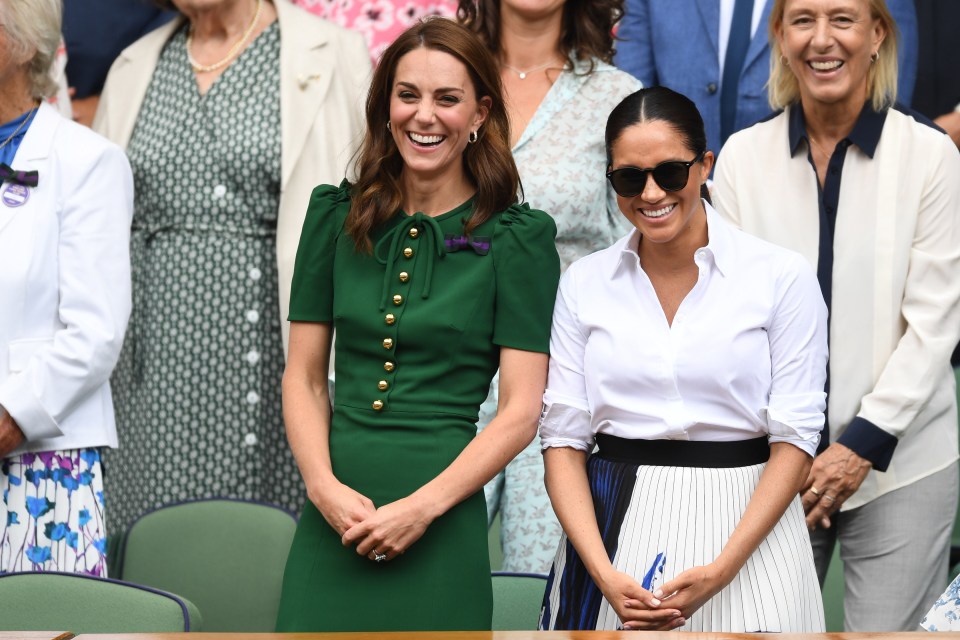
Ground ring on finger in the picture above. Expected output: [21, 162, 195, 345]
[822, 494, 836, 503]
[809, 486, 821, 496]
[372, 549, 387, 563]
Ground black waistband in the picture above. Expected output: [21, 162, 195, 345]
[595, 433, 770, 468]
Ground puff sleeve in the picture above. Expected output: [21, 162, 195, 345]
[491, 204, 561, 353]
[287, 181, 350, 322]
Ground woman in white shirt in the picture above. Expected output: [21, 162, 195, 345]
[538, 86, 827, 632]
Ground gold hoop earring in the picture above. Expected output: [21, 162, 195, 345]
[779, 55, 789, 66]
[468, 130, 478, 144]
[870, 51, 879, 63]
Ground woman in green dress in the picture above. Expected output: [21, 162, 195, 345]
[275, 18, 561, 632]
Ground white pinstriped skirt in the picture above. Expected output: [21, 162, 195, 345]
[539, 444, 824, 632]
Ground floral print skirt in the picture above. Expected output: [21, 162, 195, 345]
[1, 448, 107, 576]
[922, 574, 960, 630]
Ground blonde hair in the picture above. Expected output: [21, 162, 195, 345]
[0, 0, 61, 98]
[768, 0, 898, 111]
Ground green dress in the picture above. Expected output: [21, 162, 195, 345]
[275, 182, 560, 632]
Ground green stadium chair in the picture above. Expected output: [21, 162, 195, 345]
[0, 571, 201, 633]
[118, 498, 296, 632]
[821, 542, 845, 631]
[491, 571, 547, 630]
[950, 368, 960, 567]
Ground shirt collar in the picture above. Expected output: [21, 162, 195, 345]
[788, 102, 887, 159]
[613, 201, 730, 278]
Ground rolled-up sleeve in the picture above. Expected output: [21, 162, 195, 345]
[540, 270, 594, 451]
[760, 252, 829, 457]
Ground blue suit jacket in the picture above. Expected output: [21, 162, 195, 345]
[614, 0, 917, 154]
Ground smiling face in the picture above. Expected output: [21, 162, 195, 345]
[776, 0, 886, 111]
[389, 47, 490, 185]
[609, 119, 713, 249]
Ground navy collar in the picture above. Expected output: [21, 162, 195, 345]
[788, 102, 887, 159]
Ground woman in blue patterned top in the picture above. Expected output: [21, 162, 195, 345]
[459, 0, 642, 575]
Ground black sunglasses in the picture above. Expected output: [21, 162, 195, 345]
[606, 152, 705, 197]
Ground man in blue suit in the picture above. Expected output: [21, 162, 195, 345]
[615, 0, 917, 154]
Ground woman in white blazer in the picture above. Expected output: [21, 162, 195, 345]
[0, 0, 133, 575]
[92, 0, 370, 543]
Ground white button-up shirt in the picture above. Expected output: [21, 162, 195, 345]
[539, 204, 828, 457]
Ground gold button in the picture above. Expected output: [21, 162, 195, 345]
[393, 294, 403, 305]
[399, 272, 409, 283]
[385, 313, 395, 325]
[384, 361, 395, 372]
[378, 380, 389, 391]
[403, 247, 414, 258]
[372, 400, 384, 410]
[382, 338, 393, 349]
[409, 227, 420, 238]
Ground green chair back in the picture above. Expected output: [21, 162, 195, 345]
[821, 542, 845, 631]
[118, 498, 297, 632]
[950, 368, 960, 566]
[0, 572, 201, 633]
[491, 572, 547, 630]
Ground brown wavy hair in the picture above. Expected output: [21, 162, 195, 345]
[347, 18, 519, 252]
[457, 0, 624, 69]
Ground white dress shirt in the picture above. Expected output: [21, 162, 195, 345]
[539, 203, 828, 457]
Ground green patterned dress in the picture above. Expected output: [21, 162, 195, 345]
[106, 22, 304, 537]
[275, 183, 560, 631]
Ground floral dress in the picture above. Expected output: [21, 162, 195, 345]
[922, 575, 960, 630]
[293, 0, 456, 63]
[1, 450, 108, 575]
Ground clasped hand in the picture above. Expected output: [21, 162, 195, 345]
[605, 562, 729, 630]
[341, 498, 432, 562]
[312, 481, 431, 563]
[599, 570, 684, 630]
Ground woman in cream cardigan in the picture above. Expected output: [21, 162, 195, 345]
[713, 0, 960, 630]
[93, 0, 369, 541]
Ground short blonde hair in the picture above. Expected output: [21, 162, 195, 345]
[768, 0, 898, 111]
[0, 0, 62, 98]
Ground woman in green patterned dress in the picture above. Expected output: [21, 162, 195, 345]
[276, 18, 560, 632]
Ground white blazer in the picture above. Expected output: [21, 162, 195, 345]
[93, 0, 370, 352]
[0, 103, 133, 454]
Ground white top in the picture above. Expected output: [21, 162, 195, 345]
[718, 0, 766, 79]
[714, 105, 960, 509]
[539, 203, 828, 457]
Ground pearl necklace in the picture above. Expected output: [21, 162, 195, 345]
[186, 0, 262, 74]
[502, 57, 562, 80]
